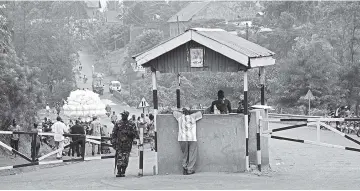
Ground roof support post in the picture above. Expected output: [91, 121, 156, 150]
[260, 67, 265, 105]
[244, 70, 249, 171]
[151, 68, 158, 175]
[176, 73, 181, 109]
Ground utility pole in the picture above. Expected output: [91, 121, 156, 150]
[246, 22, 249, 40]
[177, 15, 180, 35]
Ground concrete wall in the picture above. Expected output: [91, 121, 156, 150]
[156, 114, 246, 175]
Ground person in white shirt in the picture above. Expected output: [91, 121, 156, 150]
[46, 104, 50, 114]
[111, 112, 118, 124]
[173, 107, 202, 175]
[51, 116, 67, 159]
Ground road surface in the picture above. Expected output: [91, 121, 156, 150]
[2, 50, 360, 189]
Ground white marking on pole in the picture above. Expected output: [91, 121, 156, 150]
[84, 156, 101, 161]
[0, 165, 13, 170]
[319, 122, 346, 137]
[0, 141, 13, 151]
[86, 135, 101, 140]
[38, 132, 56, 136]
[38, 143, 70, 161]
[0, 131, 13, 135]
[39, 160, 63, 165]
[86, 139, 101, 145]
[316, 120, 321, 143]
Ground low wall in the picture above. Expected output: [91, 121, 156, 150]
[156, 114, 246, 175]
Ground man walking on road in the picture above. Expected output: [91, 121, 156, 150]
[51, 116, 67, 159]
[90, 116, 101, 156]
[111, 111, 137, 177]
[111, 111, 118, 124]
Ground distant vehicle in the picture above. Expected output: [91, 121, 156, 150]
[109, 81, 121, 93]
[92, 72, 104, 95]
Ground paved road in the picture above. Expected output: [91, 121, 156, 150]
[2, 122, 360, 189]
[76, 49, 143, 130]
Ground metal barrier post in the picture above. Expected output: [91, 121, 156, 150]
[81, 135, 86, 161]
[256, 116, 261, 172]
[316, 119, 321, 142]
[138, 126, 144, 177]
[32, 133, 37, 162]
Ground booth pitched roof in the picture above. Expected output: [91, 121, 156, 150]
[133, 28, 275, 68]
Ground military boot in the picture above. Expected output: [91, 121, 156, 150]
[120, 167, 126, 177]
[116, 166, 122, 177]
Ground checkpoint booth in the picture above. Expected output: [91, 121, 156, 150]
[132, 28, 276, 175]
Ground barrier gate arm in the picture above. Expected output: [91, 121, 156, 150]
[259, 117, 360, 168]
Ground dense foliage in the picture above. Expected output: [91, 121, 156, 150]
[0, 1, 89, 129]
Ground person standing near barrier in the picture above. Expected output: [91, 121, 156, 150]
[147, 114, 155, 151]
[210, 90, 232, 114]
[9, 119, 21, 158]
[111, 111, 137, 177]
[70, 120, 85, 158]
[111, 111, 118, 124]
[51, 116, 67, 160]
[90, 116, 102, 156]
[173, 108, 203, 175]
[31, 123, 41, 159]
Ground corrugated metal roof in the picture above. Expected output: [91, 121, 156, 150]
[133, 28, 275, 67]
[195, 30, 275, 58]
[167, 2, 210, 23]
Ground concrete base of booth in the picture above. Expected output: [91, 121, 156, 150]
[157, 114, 246, 175]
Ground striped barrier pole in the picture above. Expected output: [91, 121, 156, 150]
[138, 126, 144, 177]
[0, 140, 32, 162]
[256, 118, 261, 172]
[152, 69, 158, 175]
[262, 134, 360, 153]
[262, 122, 317, 134]
[262, 118, 360, 122]
[243, 70, 249, 171]
[320, 122, 360, 146]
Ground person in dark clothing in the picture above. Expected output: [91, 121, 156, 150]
[210, 90, 232, 114]
[31, 123, 41, 159]
[111, 111, 137, 177]
[70, 120, 85, 157]
[237, 100, 245, 113]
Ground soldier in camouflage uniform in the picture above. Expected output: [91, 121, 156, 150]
[111, 111, 137, 177]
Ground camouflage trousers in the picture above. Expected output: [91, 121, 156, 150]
[116, 151, 131, 167]
[115, 141, 133, 168]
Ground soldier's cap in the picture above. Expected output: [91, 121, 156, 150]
[120, 110, 130, 116]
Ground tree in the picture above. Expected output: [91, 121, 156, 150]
[0, 9, 44, 130]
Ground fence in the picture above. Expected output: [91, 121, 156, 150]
[0, 131, 102, 171]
